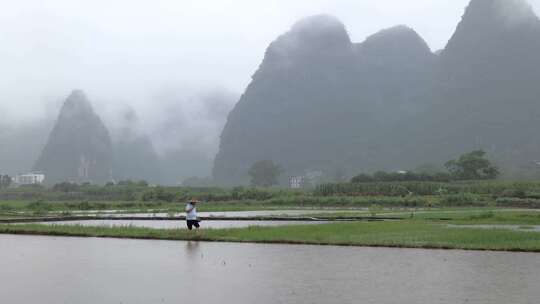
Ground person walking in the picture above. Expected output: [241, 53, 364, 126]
[185, 199, 201, 230]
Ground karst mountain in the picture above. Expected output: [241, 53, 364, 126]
[214, 0, 540, 185]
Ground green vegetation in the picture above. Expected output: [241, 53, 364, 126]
[0, 183, 301, 202]
[248, 160, 282, 187]
[351, 171, 453, 183]
[0, 200, 311, 216]
[307, 209, 540, 225]
[445, 150, 499, 180]
[4, 179, 540, 219]
[2, 217, 539, 252]
[2, 163, 540, 225]
[315, 180, 540, 206]
[350, 150, 499, 183]
[1, 207, 539, 252]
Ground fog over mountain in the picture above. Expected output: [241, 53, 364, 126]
[0, 87, 236, 184]
[214, 15, 436, 185]
[34, 90, 113, 184]
[2, 0, 540, 185]
[215, 0, 540, 185]
[107, 106, 162, 184]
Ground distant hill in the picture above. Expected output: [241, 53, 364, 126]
[34, 90, 114, 184]
[408, 0, 540, 177]
[214, 0, 540, 185]
[113, 134, 162, 184]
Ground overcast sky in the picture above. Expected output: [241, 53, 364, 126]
[2, 0, 540, 122]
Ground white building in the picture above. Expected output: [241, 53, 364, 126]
[14, 172, 45, 185]
[289, 176, 305, 189]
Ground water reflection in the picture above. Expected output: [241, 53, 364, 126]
[1, 235, 539, 304]
[185, 241, 201, 260]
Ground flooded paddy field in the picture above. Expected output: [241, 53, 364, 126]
[38, 219, 327, 229]
[1, 234, 539, 304]
[51, 209, 356, 218]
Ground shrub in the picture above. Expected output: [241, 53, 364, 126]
[467, 211, 495, 220]
[53, 182, 80, 192]
[351, 174, 374, 183]
[368, 204, 383, 217]
[0, 204, 14, 212]
[350, 171, 452, 183]
[500, 188, 527, 199]
[140, 187, 176, 202]
[27, 200, 52, 210]
[440, 193, 482, 207]
[77, 201, 92, 210]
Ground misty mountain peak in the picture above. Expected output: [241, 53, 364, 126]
[359, 25, 433, 61]
[459, 0, 538, 30]
[442, 0, 540, 68]
[34, 91, 113, 184]
[290, 14, 348, 39]
[288, 14, 351, 48]
[60, 89, 95, 119]
[264, 14, 351, 64]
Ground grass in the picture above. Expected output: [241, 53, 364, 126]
[0, 200, 345, 213]
[1, 219, 540, 252]
[304, 209, 540, 224]
[3, 182, 540, 252]
[2, 202, 540, 252]
[0, 211, 39, 220]
[448, 211, 540, 225]
[0, 215, 23, 220]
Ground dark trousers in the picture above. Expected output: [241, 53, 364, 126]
[186, 220, 200, 230]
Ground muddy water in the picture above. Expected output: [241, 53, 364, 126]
[39, 219, 326, 229]
[1, 235, 539, 304]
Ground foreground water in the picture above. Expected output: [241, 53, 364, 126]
[1, 235, 539, 304]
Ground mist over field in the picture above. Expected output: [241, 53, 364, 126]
[4, 3, 540, 304]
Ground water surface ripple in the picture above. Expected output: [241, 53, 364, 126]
[1, 234, 539, 304]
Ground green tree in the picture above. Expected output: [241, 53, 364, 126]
[445, 150, 500, 180]
[373, 171, 392, 182]
[52, 182, 80, 192]
[137, 180, 149, 187]
[351, 173, 374, 183]
[248, 160, 282, 187]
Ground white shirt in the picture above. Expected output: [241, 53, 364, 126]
[185, 203, 197, 220]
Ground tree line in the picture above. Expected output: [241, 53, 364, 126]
[351, 150, 499, 183]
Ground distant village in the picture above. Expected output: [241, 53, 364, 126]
[3, 171, 312, 189]
[2, 170, 324, 189]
